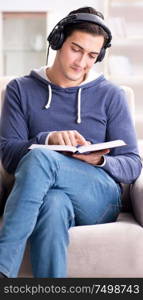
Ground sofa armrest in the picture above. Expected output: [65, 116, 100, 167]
[0, 161, 14, 215]
[130, 168, 143, 226]
[138, 139, 143, 160]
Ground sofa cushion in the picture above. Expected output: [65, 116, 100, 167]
[67, 212, 143, 277]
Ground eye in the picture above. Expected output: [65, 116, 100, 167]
[71, 47, 80, 52]
[89, 54, 97, 60]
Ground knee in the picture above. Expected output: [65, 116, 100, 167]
[16, 148, 60, 174]
[41, 189, 75, 223]
[22, 148, 58, 164]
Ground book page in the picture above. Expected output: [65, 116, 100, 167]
[77, 140, 126, 153]
[29, 144, 77, 152]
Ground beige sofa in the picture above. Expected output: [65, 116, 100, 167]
[0, 76, 143, 278]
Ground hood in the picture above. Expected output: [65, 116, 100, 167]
[30, 66, 103, 124]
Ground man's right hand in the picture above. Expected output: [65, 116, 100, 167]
[48, 130, 89, 146]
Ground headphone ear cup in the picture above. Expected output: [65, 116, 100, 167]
[48, 27, 65, 50]
[96, 48, 106, 62]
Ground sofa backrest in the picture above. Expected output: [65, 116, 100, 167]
[0, 76, 15, 115]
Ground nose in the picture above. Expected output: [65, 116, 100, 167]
[75, 53, 87, 68]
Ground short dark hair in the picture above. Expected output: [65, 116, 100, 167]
[63, 7, 109, 46]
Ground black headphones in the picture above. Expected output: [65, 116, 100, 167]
[47, 13, 112, 62]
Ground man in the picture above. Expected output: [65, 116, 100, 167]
[0, 6, 142, 278]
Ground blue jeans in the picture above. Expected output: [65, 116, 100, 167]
[0, 149, 122, 277]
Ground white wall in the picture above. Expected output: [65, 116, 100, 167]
[0, 0, 104, 31]
[0, 0, 103, 15]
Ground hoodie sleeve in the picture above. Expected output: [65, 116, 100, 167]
[0, 80, 49, 174]
[102, 87, 142, 184]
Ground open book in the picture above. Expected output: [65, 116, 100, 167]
[29, 139, 126, 154]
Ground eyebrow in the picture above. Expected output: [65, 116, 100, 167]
[71, 42, 99, 55]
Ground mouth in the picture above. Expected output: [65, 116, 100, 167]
[71, 66, 83, 73]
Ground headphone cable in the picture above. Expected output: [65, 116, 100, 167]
[46, 45, 50, 66]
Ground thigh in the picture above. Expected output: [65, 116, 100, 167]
[54, 154, 122, 225]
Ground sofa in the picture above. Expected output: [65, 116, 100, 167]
[0, 76, 143, 278]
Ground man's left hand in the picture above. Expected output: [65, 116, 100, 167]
[72, 149, 110, 166]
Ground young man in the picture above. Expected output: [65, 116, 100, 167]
[0, 6, 142, 278]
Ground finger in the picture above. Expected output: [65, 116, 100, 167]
[72, 153, 103, 165]
[72, 155, 85, 163]
[62, 131, 73, 146]
[94, 149, 110, 155]
[72, 154, 87, 160]
[68, 131, 78, 146]
[57, 132, 66, 145]
[73, 131, 87, 145]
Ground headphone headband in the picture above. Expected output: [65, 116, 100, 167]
[58, 13, 112, 47]
[47, 12, 112, 63]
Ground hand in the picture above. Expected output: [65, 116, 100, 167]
[72, 149, 110, 166]
[48, 130, 89, 146]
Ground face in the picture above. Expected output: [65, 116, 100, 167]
[56, 30, 104, 85]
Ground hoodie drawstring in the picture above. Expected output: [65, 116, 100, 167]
[77, 88, 82, 124]
[45, 84, 82, 124]
[45, 84, 52, 109]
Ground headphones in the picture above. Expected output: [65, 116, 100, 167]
[47, 13, 112, 62]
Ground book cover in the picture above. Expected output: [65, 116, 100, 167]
[29, 139, 126, 154]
